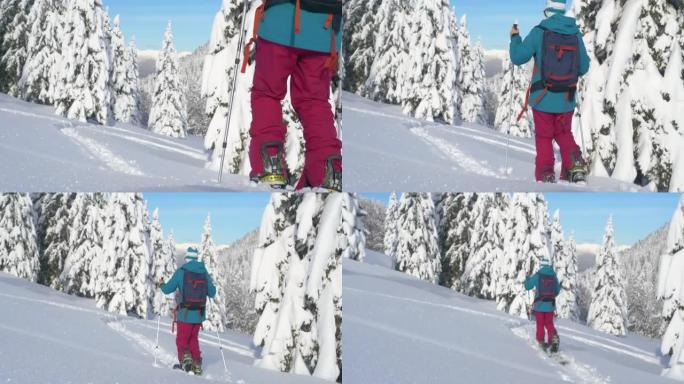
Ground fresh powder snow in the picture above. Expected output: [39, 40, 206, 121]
[0, 271, 329, 384]
[344, 250, 674, 384]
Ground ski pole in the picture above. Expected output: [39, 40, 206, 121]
[218, 0, 252, 183]
[211, 299, 228, 372]
[154, 313, 161, 366]
[504, 126, 511, 176]
[576, 106, 587, 156]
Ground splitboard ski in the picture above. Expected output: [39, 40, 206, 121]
[172, 363, 195, 375]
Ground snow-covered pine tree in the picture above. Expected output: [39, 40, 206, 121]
[0, 0, 32, 96]
[457, 17, 486, 124]
[53, 0, 112, 124]
[342, 0, 381, 93]
[149, 208, 175, 316]
[220, 229, 258, 333]
[148, 21, 187, 137]
[495, 193, 550, 318]
[392, 193, 441, 283]
[587, 215, 627, 336]
[202, 0, 305, 178]
[61, 193, 106, 297]
[198, 213, 227, 332]
[341, 193, 366, 261]
[361, 0, 411, 105]
[251, 193, 343, 381]
[95, 193, 152, 318]
[437, 193, 477, 290]
[494, 55, 533, 137]
[657, 195, 684, 378]
[35, 193, 77, 289]
[383, 192, 399, 256]
[463, 193, 509, 299]
[19, 0, 65, 104]
[0, 193, 39, 281]
[358, 197, 385, 252]
[551, 210, 579, 320]
[110, 16, 140, 124]
[573, 0, 684, 191]
[400, 0, 459, 124]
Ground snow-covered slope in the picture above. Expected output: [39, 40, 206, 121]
[343, 92, 646, 192]
[344, 250, 672, 384]
[0, 272, 327, 384]
[0, 94, 266, 191]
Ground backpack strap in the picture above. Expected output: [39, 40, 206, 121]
[323, 13, 338, 71]
[241, 2, 266, 74]
[172, 304, 179, 333]
[295, 0, 301, 34]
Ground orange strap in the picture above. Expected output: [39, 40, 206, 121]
[172, 306, 178, 333]
[323, 13, 338, 72]
[241, 3, 265, 73]
[516, 86, 532, 122]
[294, 0, 301, 34]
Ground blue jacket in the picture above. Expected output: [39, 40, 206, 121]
[524, 266, 561, 313]
[258, 2, 342, 53]
[161, 260, 216, 324]
[510, 14, 590, 113]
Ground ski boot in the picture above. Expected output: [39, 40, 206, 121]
[566, 152, 588, 183]
[192, 359, 203, 376]
[181, 352, 193, 372]
[537, 340, 549, 352]
[540, 169, 556, 184]
[251, 141, 289, 189]
[549, 334, 560, 353]
[322, 155, 342, 192]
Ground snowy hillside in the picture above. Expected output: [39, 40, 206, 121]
[575, 243, 630, 271]
[0, 94, 265, 191]
[138, 49, 192, 78]
[343, 92, 645, 192]
[0, 272, 327, 384]
[344, 251, 673, 384]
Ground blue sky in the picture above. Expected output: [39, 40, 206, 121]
[104, 0, 566, 51]
[451, 0, 572, 49]
[362, 193, 681, 246]
[105, 0, 220, 51]
[144, 193, 271, 245]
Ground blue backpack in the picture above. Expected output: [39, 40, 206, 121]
[518, 26, 580, 120]
[535, 273, 558, 305]
[533, 26, 580, 98]
[180, 269, 208, 313]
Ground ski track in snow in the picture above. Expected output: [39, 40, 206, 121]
[61, 127, 145, 176]
[345, 104, 537, 150]
[0, 106, 69, 124]
[346, 313, 561, 381]
[345, 287, 512, 321]
[105, 317, 178, 367]
[438, 126, 537, 156]
[130, 317, 255, 358]
[0, 322, 138, 364]
[560, 332, 660, 365]
[510, 324, 610, 384]
[557, 325, 658, 361]
[80, 125, 208, 161]
[0, 291, 103, 315]
[410, 126, 502, 178]
[347, 286, 660, 380]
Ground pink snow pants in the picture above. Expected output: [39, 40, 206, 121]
[535, 311, 557, 344]
[249, 38, 342, 188]
[176, 322, 202, 363]
[532, 109, 582, 181]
